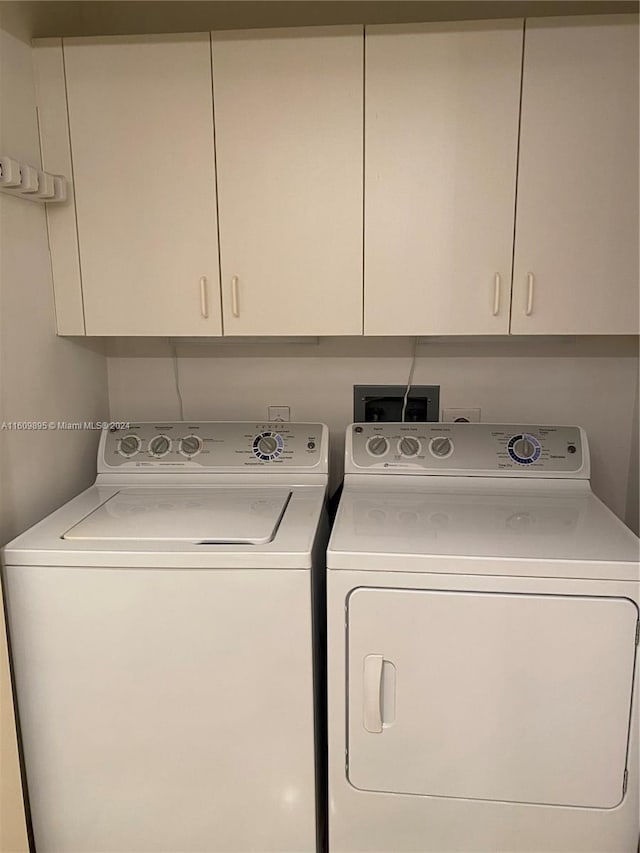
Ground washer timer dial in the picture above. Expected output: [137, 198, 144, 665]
[149, 434, 172, 458]
[508, 433, 541, 465]
[253, 431, 284, 462]
[179, 435, 203, 457]
[117, 434, 141, 457]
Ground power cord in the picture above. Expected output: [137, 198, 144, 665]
[172, 345, 185, 421]
[401, 337, 419, 422]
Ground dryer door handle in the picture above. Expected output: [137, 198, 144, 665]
[363, 654, 384, 733]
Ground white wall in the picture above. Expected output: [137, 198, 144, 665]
[0, 27, 109, 852]
[107, 336, 639, 523]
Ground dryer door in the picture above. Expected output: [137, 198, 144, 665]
[347, 588, 637, 808]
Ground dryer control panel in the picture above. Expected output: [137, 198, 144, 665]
[99, 422, 327, 472]
[347, 423, 589, 478]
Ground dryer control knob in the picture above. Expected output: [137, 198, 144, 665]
[367, 435, 389, 457]
[513, 437, 536, 460]
[398, 436, 420, 457]
[430, 436, 453, 458]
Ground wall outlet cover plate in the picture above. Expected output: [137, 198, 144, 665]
[442, 407, 481, 423]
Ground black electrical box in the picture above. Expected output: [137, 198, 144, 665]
[353, 385, 440, 423]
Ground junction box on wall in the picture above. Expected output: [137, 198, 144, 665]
[354, 385, 440, 423]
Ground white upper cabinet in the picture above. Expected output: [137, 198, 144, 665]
[511, 16, 639, 335]
[64, 34, 221, 336]
[212, 27, 363, 336]
[364, 21, 523, 336]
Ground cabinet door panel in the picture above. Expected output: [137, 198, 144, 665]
[365, 21, 522, 336]
[64, 35, 221, 336]
[213, 27, 363, 336]
[512, 16, 639, 335]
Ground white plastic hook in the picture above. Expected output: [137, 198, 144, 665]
[0, 154, 68, 203]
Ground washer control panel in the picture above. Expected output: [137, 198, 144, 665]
[100, 422, 326, 471]
[348, 423, 587, 477]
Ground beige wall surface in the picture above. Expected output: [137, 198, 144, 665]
[107, 336, 639, 526]
[0, 27, 109, 852]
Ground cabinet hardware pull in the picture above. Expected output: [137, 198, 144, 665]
[231, 276, 240, 318]
[526, 272, 535, 316]
[492, 273, 501, 316]
[199, 276, 209, 319]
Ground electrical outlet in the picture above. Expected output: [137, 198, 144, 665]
[442, 408, 481, 423]
[268, 406, 290, 422]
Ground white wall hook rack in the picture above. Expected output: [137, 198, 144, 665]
[0, 155, 67, 202]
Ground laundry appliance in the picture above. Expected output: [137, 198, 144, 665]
[327, 422, 639, 853]
[2, 421, 329, 853]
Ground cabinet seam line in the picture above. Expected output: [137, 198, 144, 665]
[509, 19, 526, 335]
[210, 31, 225, 336]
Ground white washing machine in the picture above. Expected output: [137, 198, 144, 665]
[2, 421, 329, 853]
[327, 422, 640, 853]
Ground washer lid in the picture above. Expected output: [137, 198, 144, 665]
[63, 488, 291, 544]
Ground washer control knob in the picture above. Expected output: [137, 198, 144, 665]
[149, 434, 171, 457]
[513, 437, 536, 460]
[398, 436, 420, 457]
[252, 432, 284, 460]
[258, 435, 279, 455]
[180, 435, 202, 457]
[118, 434, 141, 457]
[367, 435, 389, 457]
[430, 436, 453, 458]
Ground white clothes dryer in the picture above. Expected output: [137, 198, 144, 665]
[327, 422, 639, 853]
[2, 421, 329, 853]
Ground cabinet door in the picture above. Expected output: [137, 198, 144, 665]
[64, 35, 221, 336]
[364, 21, 522, 336]
[212, 28, 363, 336]
[512, 16, 639, 335]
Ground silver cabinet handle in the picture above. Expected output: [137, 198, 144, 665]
[231, 276, 240, 318]
[526, 272, 535, 316]
[199, 276, 209, 319]
[363, 654, 384, 733]
[492, 273, 501, 316]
